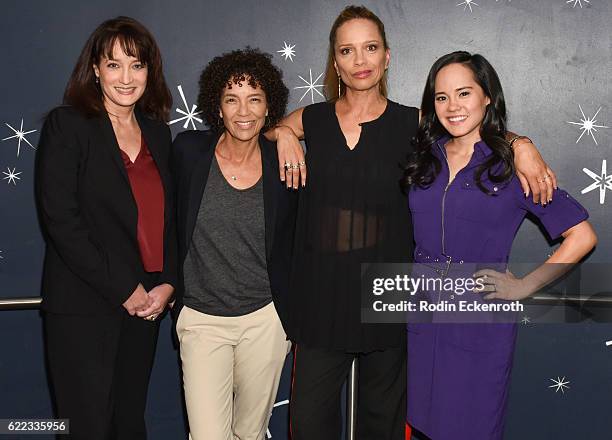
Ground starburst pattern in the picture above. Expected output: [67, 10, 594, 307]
[548, 376, 570, 393]
[582, 160, 612, 204]
[457, 0, 479, 12]
[566, 0, 590, 7]
[277, 41, 296, 62]
[294, 69, 325, 103]
[2, 167, 22, 185]
[168, 85, 203, 130]
[567, 105, 609, 145]
[266, 399, 289, 438]
[605, 340, 612, 347]
[2, 118, 37, 157]
[521, 316, 531, 325]
[0, 250, 3, 260]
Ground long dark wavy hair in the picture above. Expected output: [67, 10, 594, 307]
[402, 51, 514, 194]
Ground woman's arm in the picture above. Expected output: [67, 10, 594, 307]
[265, 107, 306, 189]
[507, 134, 558, 206]
[475, 221, 597, 300]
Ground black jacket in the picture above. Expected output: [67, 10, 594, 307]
[36, 106, 177, 314]
[170, 130, 297, 330]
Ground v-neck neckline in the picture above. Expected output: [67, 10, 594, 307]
[332, 100, 390, 152]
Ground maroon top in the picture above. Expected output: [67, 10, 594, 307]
[120, 137, 165, 272]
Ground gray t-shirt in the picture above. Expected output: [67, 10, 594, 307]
[182, 156, 272, 316]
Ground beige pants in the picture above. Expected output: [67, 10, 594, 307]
[176, 302, 291, 440]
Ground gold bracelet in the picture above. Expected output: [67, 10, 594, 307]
[508, 135, 521, 147]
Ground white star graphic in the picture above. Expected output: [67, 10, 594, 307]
[605, 340, 612, 347]
[266, 399, 289, 438]
[277, 41, 296, 62]
[457, 0, 479, 12]
[2, 167, 22, 185]
[168, 85, 203, 130]
[566, 0, 590, 7]
[294, 69, 325, 103]
[2, 118, 37, 157]
[582, 160, 612, 204]
[567, 105, 609, 145]
[521, 316, 531, 325]
[548, 376, 570, 393]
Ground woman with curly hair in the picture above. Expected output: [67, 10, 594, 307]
[171, 48, 296, 440]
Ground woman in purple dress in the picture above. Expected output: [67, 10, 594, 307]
[403, 51, 597, 439]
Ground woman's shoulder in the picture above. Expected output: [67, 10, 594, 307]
[173, 129, 218, 154]
[302, 101, 334, 121]
[386, 100, 419, 121]
[40, 105, 97, 144]
[45, 105, 89, 127]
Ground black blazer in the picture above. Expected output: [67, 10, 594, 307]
[36, 106, 177, 314]
[171, 130, 297, 330]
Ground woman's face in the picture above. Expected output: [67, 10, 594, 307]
[219, 79, 268, 143]
[434, 62, 490, 143]
[93, 40, 147, 113]
[334, 18, 389, 94]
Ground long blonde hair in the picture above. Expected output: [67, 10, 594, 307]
[324, 5, 390, 101]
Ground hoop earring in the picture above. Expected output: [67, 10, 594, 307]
[337, 75, 342, 98]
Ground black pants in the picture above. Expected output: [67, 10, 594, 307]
[290, 344, 406, 440]
[44, 311, 159, 440]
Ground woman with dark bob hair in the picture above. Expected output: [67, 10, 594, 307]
[36, 16, 176, 439]
[171, 48, 296, 440]
[404, 51, 596, 439]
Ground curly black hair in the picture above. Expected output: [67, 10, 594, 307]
[198, 47, 289, 133]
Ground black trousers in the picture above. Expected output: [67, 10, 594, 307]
[290, 344, 406, 440]
[44, 311, 159, 440]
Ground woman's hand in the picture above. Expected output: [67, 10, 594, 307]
[275, 125, 306, 189]
[122, 283, 153, 316]
[473, 269, 534, 301]
[136, 283, 175, 321]
[512, 139, 557, 205]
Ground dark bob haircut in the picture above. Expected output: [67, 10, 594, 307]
[198, 47, 289, 133]
[63, 16, 172, 122]
[402, 51, 513, 194]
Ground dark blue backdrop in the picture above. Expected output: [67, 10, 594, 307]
[1, 0, 611, 439]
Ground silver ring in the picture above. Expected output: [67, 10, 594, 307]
[291, 164, 299, 170]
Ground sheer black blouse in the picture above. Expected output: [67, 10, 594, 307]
[286, 100, 419, 352]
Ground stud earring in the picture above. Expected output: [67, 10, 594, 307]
[95, 76, 99, 84]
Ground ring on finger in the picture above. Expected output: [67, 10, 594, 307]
[284, 162, 291, 170]
[291, 164, 299, 169]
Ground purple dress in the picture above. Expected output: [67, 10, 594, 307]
[407, 137, 588, 439]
